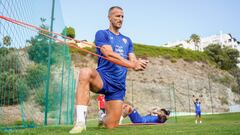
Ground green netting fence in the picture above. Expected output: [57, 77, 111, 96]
[0, 0, 75, 130]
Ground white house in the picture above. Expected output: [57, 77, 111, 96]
[164, 32, 240, 52]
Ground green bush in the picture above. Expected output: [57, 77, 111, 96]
[27, 40, 61, 65]
[34, 84, 59, 112]
[0, 72, 29, 105]
[69, 43, 213, 64]
[0, 47, 10, 55]
[0, 49, 29, 105]
[15, 78, 29, 102]
[62, 26, 76, 38]
[25, 64, 48, 89]
[27, 19, 65, 65]
[133, 44, 212, 63]
[0, 51, 21, 73]
[204, 44, 239, 70]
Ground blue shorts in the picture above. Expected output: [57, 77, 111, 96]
[196, 111, 201, 116]
[97, 71, 126, 101]
[129, 109, 144, 123]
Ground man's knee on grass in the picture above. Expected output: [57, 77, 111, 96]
[103, 101, 123, 128]
[103, 113, 121, 128]
[104, 120, 119, 129]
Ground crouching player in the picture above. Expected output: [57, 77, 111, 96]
[122, 103, 170, 124]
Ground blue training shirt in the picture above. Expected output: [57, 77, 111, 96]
[142, 115, 160, 123]
[194, 101, 201, 112]
[129, 109, 165, 123]
[95, 29, 134, 94]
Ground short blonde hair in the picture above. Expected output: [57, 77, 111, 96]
[108, 6, 123, 16]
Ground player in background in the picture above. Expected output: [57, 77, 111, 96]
[97, 94, 105, 126]
[192, 95, 203, 124]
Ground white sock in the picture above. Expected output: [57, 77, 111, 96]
[119, 116, 124, 124]
[76, 105, 88, 125]
[100, 113, 106, 121]
[98, 110, 104, 116]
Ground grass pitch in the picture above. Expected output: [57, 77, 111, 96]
[1, 112, 240, 135]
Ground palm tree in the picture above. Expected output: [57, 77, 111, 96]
[3, 35, 11, 46]
[190, 34, 201, 51]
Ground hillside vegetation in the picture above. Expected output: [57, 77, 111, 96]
[133, 43, 212, 63]
[71, 42, 240, 78]
[70, 43, 213, 63]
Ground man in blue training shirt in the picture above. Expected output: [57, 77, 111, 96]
[69, 6, 149, 134]
[121, 103, 170, 124]
[192, 95, 202, 124]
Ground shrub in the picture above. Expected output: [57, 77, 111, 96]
[0, 49, 29, 105]
[0, 51, 21, 73]
[27, 19, 64, 65]
[204, 44, 239, 70]
[25, 64, 48, 89]
[0, 72, 29, 105]
[133, 43, 212, 64]
[62, 26, 76, 39]
[0, 47, 10, 55]
[34, 83, 58, 112]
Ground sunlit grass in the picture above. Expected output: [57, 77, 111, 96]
[1, 112, 240, 135]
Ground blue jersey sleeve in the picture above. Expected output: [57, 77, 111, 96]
[95, 30, 110, 47]
[128, 38, 134, 54]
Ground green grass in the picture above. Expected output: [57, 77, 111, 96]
[1, 112, 240, 135]
[133, 43, 212, 64]
[70, 43, 214, 64]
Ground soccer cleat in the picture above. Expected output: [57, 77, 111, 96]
[195, 120, 197, 124]
[69, 124, 86, 134]
[199, 121, 202, 124]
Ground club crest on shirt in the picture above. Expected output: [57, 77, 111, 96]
[122, 38, 127, 44]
